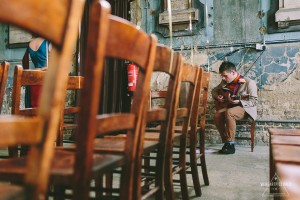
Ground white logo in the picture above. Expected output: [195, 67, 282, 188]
[261, 173, 290, 197]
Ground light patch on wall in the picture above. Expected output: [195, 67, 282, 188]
[151, 72, 170, 91]
[193, 48, 207, 65]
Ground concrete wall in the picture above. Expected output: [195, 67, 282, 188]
[1, 1, 300, 145]
[136, 0, 300, 145]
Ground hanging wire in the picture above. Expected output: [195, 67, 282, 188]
[188, 0, 194, 64]
[243, 50, 264, 76]
[166, 0, 174, 74]
[205, 0, 210, 72]
[167, 0, 173, 49]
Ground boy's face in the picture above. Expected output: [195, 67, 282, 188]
[220, 70, 236, 83]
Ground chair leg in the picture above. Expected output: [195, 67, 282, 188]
[105, 172, 113, 196]
[53, 185, 65, 200]
[190, 133, 202, 196]
[143, 152, 151, 191]
[56, 128, 64, 146]
[8, 147, 18, 157]
[269, 135, 275, 194]
[95, 176, 104, 199]
[199, 129, 209, 186]
[165, 151, 175, 200]
[200, 155, 209, 186]
[179, 137, 189, 200]
[155, 150, 165, 200]
[250, 122, 255, 152]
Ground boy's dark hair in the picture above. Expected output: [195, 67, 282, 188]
[219, 61, 236, 73]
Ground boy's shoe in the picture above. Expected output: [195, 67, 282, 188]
[218, 143, 229, 153]
[219, 143, 235, 154]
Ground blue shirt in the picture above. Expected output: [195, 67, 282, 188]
[28, 40, 50, 68]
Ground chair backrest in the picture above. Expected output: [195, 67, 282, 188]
[175, 63, 201, 139]
[11, 65, 84, 146]
[198, 71, 210, 135]
[0, 61, 9, 114]
[73, 1, 157, 199]
[12, 67, 45, 116]
[58, 75, 83, 146]
[140, 44, 182, 198]
[0, 0, 85, 198]
[188, 67, 204, 142]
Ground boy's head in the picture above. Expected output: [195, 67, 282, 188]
[219, 61, 237, 83]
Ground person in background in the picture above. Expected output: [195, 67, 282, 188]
[211, 61, 257, 154]
[24, 36, 51, 108]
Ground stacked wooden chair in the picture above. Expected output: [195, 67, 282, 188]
[101, 44, 183, 199]
[0, 0, 85, 199]
[138, 45, 182, 199]
[0, 61, 9, 114]
[196, 71, 210, 187]
[148, 68, 211, 198]
[145, 63, 203, 199]
[0, 0, 155, 199]
[167, 65, 203, 200]
[7, 66, 84, 157]
[51, 1, 157, 199]
[56, 75, 83, 146]
[173, 69, 210, 197]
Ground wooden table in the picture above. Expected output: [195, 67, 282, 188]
[270, 132, 300, 200]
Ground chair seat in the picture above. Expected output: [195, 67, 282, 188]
[0, 150, 124, 185]
[144, 132, 182, 141]
[93, 137, 159, 155]
[63, 123, 78, 129]
[0, 183, 25, 200]
[174, 125, 192, 133]
[145, 125, 160, 132]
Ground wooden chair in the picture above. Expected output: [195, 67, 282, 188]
[0, 61, 9, 114]
[180, 70, 210, 196]
[73, 5, 157, 199]
[139, 45, 182, 199]
[145, 71, 208, 197]
[235, 118, 256, 152]
[170, 64, 202, 200]
[0, 0, 85, 199]
[0, 1, 119, 200]
[98, 44, 182, 199]
[145, 64, 202, 199]
[56, 75, 83, 146]
[48, 2, 157, 199]
[196, 71, 210, 187]
[7, 66, 84, 157]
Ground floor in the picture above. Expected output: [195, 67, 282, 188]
[173, 144, 273, 200]
[0, 145, 273, 200]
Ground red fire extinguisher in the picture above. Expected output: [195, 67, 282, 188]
[127, 63, 139, 95]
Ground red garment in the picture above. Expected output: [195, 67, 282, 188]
[30, 85, 42, 107]
[225, 74, 242, 95]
